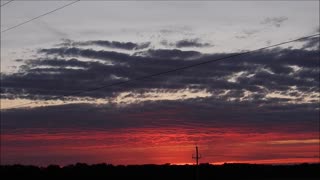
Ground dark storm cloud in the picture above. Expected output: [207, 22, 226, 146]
[1, 40, 319, 101]
[59, 39, 150, 50]
[1, 97, 318, 134]
[261, 16, 288, 27]
[175, 39, 212, 48]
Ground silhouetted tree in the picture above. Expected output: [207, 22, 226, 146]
[1, 163, 319, 180]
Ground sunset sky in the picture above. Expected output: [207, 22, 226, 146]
[1, 1, 319, 166]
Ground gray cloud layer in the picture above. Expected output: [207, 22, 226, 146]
[59, 39, 150, 50]
[2, 43, 318, 100]
[1, 38, 319, 133]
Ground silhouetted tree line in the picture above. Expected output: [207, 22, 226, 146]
[1, 163, 319, 179]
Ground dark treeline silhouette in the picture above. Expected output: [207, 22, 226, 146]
[1, 163, 319, 179]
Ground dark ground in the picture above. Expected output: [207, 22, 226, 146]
[1, 163, 319, 179]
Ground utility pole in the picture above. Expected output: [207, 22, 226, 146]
[192, 145, 201, 165]
[192, 145, 201, 180]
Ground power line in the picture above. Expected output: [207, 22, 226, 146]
[0, 0, 14, 7]
[2, 33, 319, 109]
[1, 0, 80, 33]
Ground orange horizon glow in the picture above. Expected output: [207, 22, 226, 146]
[1, 127, 319, 166]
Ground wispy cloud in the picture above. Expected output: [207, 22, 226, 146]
[161, 38, 213, 48]
[261, 16, 288, 27]
[58, 39, 150, 50]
